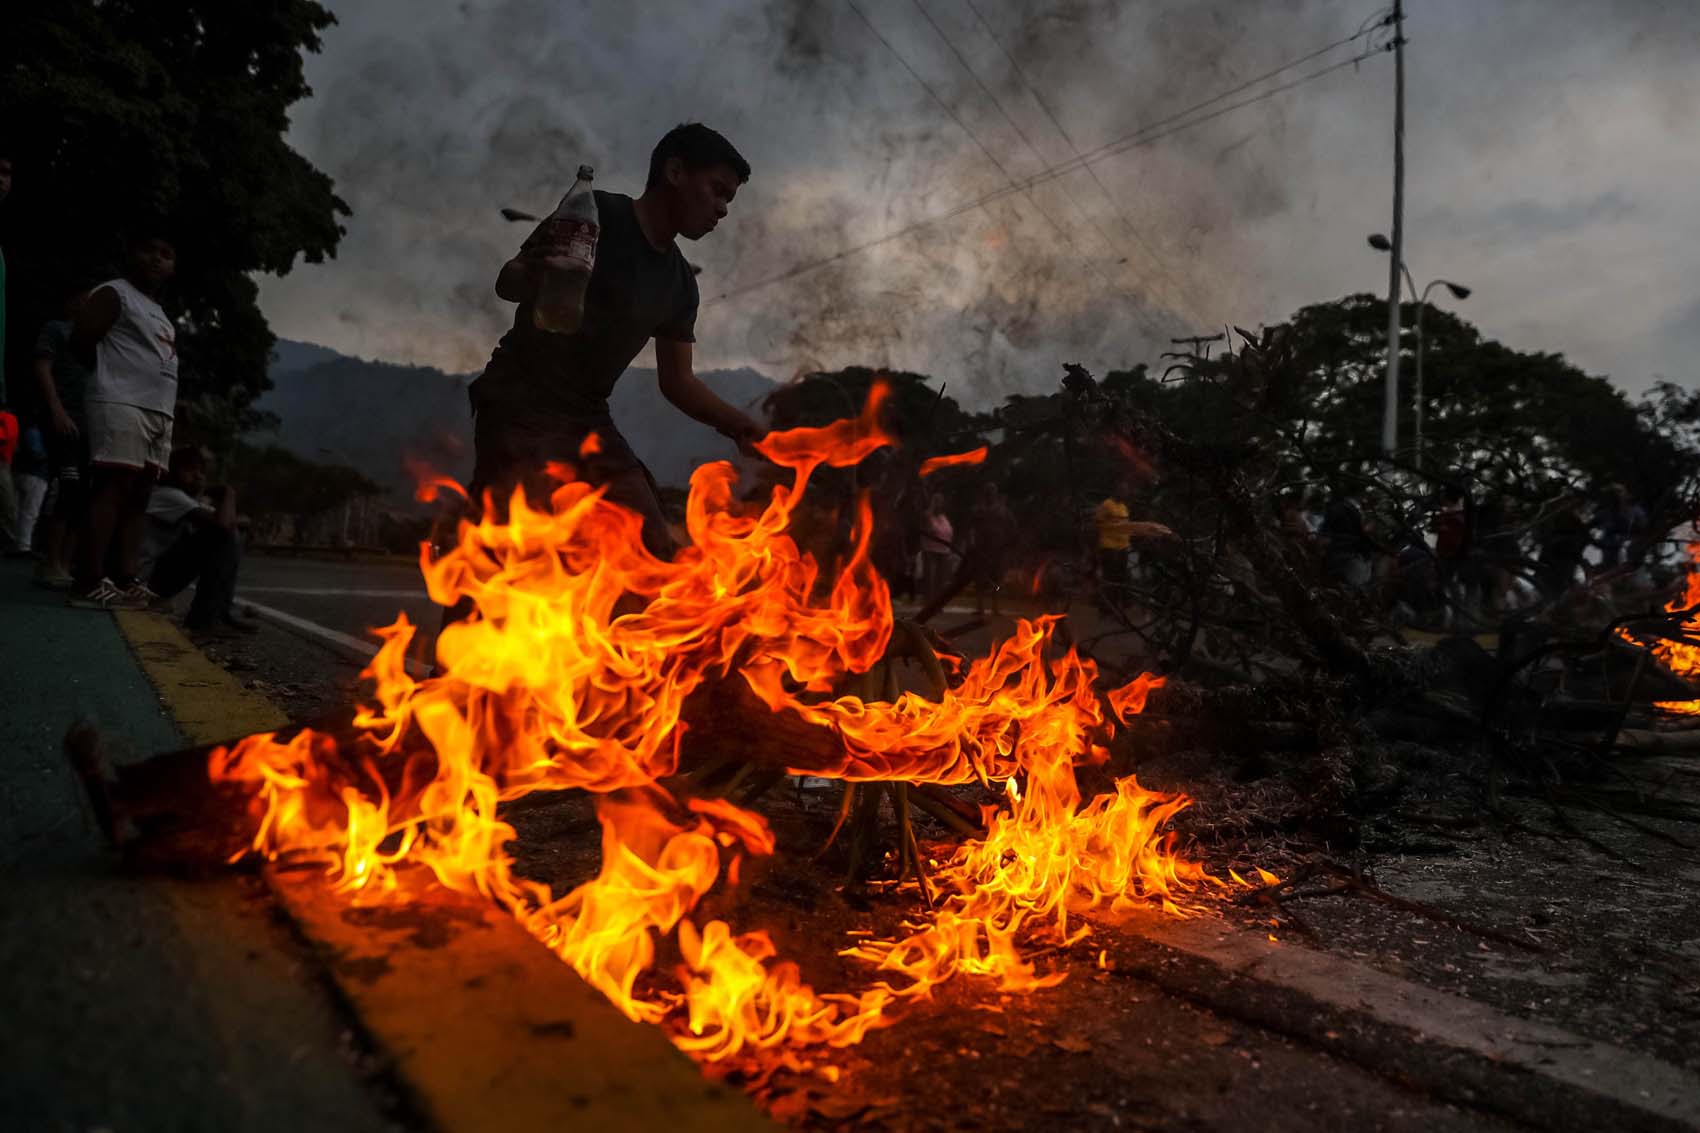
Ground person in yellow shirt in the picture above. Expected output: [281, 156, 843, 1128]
[1095, 496, 1133, 610]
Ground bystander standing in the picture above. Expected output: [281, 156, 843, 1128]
[969, 482, 1017, 617]
[30, 282, 93, 587]
[918, 492, 954, 603]
[1320, 488, 1376, 590]
[1595, 483, 1647, 571]
[1094, 493, 1134, 612]
[0, 144, 16, 547]
[68, 227, 180, 610]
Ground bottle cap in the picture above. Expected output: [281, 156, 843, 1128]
[577, 164, 595, 181]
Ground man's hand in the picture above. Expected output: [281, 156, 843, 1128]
[50, 405, 79, 438]
[494, 256, 539, 303]
[719, 413, 767, 460]
[656, 338, 769, 458]
[1126, 521, 1175, 541]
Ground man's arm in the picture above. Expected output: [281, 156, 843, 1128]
[69, 285, 120, 368]
[33, 356, 77, 436]
[654, 338, 765, 454]
[177, 486, 239, 532]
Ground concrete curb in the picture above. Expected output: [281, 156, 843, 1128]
[269, 867, 772, 1133]
[237, 595, 430, 678]
[1106, 908, 1700, 1132]
[114, 611, 292, 744]
[116, 607, 770, 1133]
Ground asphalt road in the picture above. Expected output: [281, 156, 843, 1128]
[236, 551, 1146, 678]
[241, 553, 438, 641]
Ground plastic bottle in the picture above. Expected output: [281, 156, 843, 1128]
[531, 165, 599, 334]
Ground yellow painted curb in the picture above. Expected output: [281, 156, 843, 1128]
[114, 611, 291, 744]
[272, 869, 772, 1133]
[114, 610, 774, 1131]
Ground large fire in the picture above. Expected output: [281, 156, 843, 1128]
[207, 383, 1252, 1061]
[1619, 542, 1700, 716]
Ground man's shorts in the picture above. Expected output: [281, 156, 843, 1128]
[86, 402, 173, 472]
[470, 404, 675, 556]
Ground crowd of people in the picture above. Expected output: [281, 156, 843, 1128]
[1289, 480, 1653, 628]
[0, 148, 253, 634]
[899, 469, 1656, 631]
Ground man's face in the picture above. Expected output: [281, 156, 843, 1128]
[129, 237, 177, 289]
[669, 161, 740, 241]
[0, 158, 12, 204]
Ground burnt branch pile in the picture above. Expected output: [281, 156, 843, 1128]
[896, 344, 1700, 849]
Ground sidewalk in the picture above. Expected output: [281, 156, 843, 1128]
[0, 558, 767, 1133]
[0, 559, 398, 1131]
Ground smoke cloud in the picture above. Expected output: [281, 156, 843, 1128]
[259, 0, 1699, 404]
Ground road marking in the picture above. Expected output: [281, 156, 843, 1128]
[238, 597, 432, 679]
[242, 586, 428, 598]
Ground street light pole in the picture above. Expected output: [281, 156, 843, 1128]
[1412, 278, 1471, 461]
[1369, 234, 1471, 466]
[1381, 0, 1407, 455]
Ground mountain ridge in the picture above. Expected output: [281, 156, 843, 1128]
[255, 339, 779, 506]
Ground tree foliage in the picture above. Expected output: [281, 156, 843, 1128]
[0, 1, 347, 442]
[1103, 295, 1698, 534]
[228, 442, 380, 539]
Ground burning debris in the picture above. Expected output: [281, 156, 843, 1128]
[86, 383, 1268, 1064]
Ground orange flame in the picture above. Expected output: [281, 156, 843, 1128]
[918, 446, 989, 478]
[207, 381, 1255, 1061]
[1618, 541, 1700, 715]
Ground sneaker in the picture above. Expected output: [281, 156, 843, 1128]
[117, 580, 159, 610]
[68, 577, 128, 610]
[220, 612, 260, 635]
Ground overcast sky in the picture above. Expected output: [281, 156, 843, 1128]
[257, 0, 1699, 406]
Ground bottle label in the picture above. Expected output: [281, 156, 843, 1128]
[532, 218, 599, 272]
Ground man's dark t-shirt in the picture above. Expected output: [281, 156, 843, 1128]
[471, 190, 699, 417]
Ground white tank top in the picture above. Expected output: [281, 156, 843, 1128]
[90, 278, 179, 416]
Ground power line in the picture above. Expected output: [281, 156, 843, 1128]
[905, 0, 1196, 330]
[704, 25, 1391, 309]
[843, 0, 1173, 340]
[958, 0, 1211, 325]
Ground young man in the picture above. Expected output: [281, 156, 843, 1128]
[141, 445, 253, 635]
[68, 229, 180, 609]
[467, 122, 765, 555]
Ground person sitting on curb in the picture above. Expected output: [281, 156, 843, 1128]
[140, 445, 255, 636]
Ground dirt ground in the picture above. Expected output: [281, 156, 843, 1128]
[497, 782, 1522, 1133]
[194, 612, 1698, 1128]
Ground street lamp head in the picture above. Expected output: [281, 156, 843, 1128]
[1443, 281, 1472, 300]
[500, 207, 539, 223]
[1367, 233, 1393, 252]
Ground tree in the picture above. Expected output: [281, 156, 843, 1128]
[0, 1, 347, 443]
[1101, 295, 1698, 533]
[228, 442, 380, 544]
